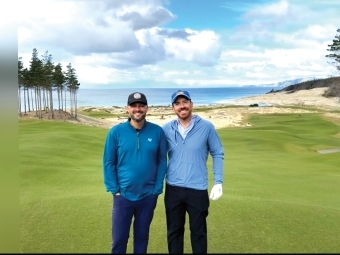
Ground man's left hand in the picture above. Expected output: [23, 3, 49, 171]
[209, 184, 222, 200]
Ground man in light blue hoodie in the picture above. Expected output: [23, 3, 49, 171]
[162, 90, 224, 254]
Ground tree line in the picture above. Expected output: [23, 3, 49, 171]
[18, 48, 80, 119]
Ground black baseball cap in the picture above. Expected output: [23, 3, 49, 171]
[127, 92, 148, 105]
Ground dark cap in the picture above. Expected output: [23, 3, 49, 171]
[171, 90, 191, 104]
[127, 92, 148, 105]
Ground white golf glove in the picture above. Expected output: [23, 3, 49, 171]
[209, 184, 222, 200]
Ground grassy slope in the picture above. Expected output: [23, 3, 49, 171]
[20, 121, 111, 253]
[212, 113, 340, 253]
[19, 113, 340, 253]
[269, 76, 340, 96]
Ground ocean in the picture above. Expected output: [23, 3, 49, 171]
[20, 87, 274, 109]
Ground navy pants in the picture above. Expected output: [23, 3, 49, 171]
[164, 184, 210, 254]
[111, 194, 158, 254]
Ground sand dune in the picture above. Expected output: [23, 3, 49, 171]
[76, 87, 340, 129]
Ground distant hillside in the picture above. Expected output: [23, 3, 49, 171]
[267, 76, 340, 98]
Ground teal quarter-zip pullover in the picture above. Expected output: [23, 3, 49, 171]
[103, 119, 167, 201]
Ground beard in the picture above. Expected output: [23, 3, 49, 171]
[176, 108, 192, 120]
[129, 112, 146, 123]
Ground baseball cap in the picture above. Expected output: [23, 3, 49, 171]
[171, 90, 191, 104]
[127, 92, 148, 105]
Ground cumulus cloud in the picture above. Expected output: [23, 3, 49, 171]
[18, 0, 339, 88]
[18, 0, 217, 70]
[165, 30, 222, 66]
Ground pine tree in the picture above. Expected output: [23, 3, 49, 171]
[326, 28, 340, 73]
[325, 29, 340, 99]
[41, 51, 55, 118]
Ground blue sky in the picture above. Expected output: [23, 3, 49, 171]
[16, 0, 340, 89]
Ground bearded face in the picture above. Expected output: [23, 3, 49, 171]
[172, 96, 193, 121]
[127, 103, 148, 123]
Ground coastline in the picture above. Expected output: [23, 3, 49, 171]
[74, 87, 340, 129]
[19, 87, 339, 129]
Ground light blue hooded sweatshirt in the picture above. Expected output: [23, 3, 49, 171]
[162, 115, 224, 190]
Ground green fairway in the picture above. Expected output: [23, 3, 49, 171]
[19, 113, 340, 253]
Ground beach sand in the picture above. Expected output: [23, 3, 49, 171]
[73, 87, 340, 129]
[19, 87, 340, 129]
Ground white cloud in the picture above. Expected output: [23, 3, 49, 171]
[245, 0, 290, 18]
[17, 0, 340, 88]
[165, 30, 221, 66]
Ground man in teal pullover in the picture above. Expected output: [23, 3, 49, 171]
[103, 92, 167, 254]
[162, 90, 224, 254]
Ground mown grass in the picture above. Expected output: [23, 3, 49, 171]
[19, 112, 340, 253]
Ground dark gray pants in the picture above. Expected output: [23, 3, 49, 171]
[164, 184, 210, 254]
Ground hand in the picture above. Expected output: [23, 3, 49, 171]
[209, 184, 222, 200]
